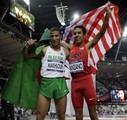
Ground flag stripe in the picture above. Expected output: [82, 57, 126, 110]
[62, 2, 122, 74]
[110, 14, 121, 43]
[86, 9, 106, 41]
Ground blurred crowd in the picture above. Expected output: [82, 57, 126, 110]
[1, 59, 127, 119]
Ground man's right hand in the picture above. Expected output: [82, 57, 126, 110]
[24, 39, 38, 59]
[26, 39, 37, 46]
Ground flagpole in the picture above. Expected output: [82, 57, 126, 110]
[28, 2, 32, 38]
[114, 38, 123, 61]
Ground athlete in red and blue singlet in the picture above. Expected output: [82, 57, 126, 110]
[61, 6, 111, 120]
[69, 44, 96, 109]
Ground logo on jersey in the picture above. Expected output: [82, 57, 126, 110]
[70, 51, 82, 59]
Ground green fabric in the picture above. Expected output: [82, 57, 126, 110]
[35, 45, 45, 55]
[39, 28, 50, 42]
[39, 77, 69, 99]
[1, 45, 45, 110]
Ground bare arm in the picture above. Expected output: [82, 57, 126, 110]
[60, 41, 73, 50]
[86, 6, 111, 50]
[63, 48, 70, 60]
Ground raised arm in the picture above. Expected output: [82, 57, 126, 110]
[86, 6, 111, 50]
[24, 39, 39, 59]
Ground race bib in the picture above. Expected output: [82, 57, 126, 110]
[47, 60, 64, 72]
[69, 60, 84, 73]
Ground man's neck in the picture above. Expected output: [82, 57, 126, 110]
[76, 42, 85, 46]
[50, 45, 60, 51]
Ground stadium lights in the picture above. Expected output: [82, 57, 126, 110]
[23, 0, 30, 5]
[122, 26, 127, 38]
[114, 23, 127, 61]
[73, 13, 80, 20]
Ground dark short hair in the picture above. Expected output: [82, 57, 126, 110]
[50, 27, 61, 34]
[74, 25, 86, 34]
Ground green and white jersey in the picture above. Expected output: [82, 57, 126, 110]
[41, 46, 66, 78]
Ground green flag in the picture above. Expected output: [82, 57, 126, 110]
[2, 45, 45, 110]
[39, 28, 50, 42]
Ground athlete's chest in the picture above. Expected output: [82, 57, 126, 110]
[69, 46, 87, 60]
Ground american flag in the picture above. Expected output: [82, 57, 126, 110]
[62, 2, 122, 74]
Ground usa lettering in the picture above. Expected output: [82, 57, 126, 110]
[71, 52, 81, 59]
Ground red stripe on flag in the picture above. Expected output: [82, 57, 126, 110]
[95, 44, 103, 61]
[82, 9, 98, 27]
[110, 15, 121, 42]
[62, 2, 122, 74]
[86, 9, 105, 41]
[100, 36, 110, 54]
[111, 3, 122, 34]
[66, 31, 72, 43]
[107, 25, 115, 46]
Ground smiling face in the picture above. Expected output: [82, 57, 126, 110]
[50, 30, 62, 48]
[73, 26, 86, 46]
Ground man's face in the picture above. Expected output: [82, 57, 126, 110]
[73, 28, 85, 45]
[50, 31, 61, 47]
